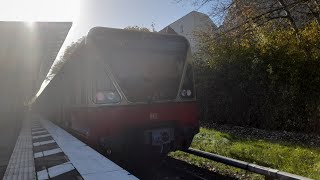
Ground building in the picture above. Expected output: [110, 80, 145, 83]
[160, 11, 217, 53]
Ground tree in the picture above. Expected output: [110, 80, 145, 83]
[124, 25, 151, 32]
[48, 37, 85, 79]
[179, 0, 320, 35]
[177, 0, 320, 133]
[195, 19, 320, 133]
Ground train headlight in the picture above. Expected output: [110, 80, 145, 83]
[96, 92, 105, 102]
[181, 89, 187, 97]
[180, 89, 192, 97]
[186, 90, 192, 97]
[95, 91, 120, 104]
[106, 92, 116, 101]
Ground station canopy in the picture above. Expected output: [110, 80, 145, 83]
[0, 21, 72, 112]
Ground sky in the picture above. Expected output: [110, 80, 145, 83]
[69, 0, 205, 43]
[0, 0, 217, 65]
[0, 0, 213, 47]
[0, 0, 214, 100]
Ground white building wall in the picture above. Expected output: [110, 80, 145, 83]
[161, 11, 217, 53]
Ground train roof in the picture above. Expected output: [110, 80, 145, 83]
[87, 26, 190, 45]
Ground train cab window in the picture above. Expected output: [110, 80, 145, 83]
[92, 33, 189, 103]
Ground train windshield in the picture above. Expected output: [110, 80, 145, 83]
[92, 30, 189, 102]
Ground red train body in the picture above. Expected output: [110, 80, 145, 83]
[34, 27, 199, 155]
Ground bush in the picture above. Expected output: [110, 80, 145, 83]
[195, 21, 320, 134]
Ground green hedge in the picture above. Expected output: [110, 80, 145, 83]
[195, 21, 320, 134]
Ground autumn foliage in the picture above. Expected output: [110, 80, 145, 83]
[195, 21, 320, 133]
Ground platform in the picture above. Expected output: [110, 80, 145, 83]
[3, 114, 138, 180]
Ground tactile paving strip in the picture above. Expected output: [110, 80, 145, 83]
[31, 120, 82, 180]
[3, 114, 138, 180]
[3, 118, 36, 180]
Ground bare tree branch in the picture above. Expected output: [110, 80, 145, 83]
[179, 0, 319, 34]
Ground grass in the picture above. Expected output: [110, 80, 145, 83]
[169, 128, 320, 179]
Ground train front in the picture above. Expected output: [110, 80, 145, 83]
[86, 27, 199, 155]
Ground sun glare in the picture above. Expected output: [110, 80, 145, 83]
[25, 20, 35, 28]
[0, 0, 79, 22]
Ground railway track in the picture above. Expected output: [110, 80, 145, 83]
[108, 155, 234, 180]
[161, 157, 234, 180]
[183, 148, 313, 180]
[61, 125, 230, 179]
[60, 125, 313, 180]
[109, 149, 313, 180]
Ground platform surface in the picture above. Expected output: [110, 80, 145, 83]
[3, 116, 35, 180]
[3, 114, 138, 180]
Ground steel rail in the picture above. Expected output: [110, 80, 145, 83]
[172, 166, 208, 180]
[184, 148, 313, 180]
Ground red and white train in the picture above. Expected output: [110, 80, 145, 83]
[34, 27, 199, 155]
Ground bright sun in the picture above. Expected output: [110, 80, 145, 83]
[0, 0, 79, 22]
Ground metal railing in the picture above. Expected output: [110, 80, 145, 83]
[184, 148, 313, 180]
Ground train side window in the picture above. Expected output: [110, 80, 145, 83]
[81, 80, 87, 104]
[70, 72, 77, 105]
[70, 84, 76, 104]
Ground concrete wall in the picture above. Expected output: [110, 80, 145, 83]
[0, 22, 71, 113]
